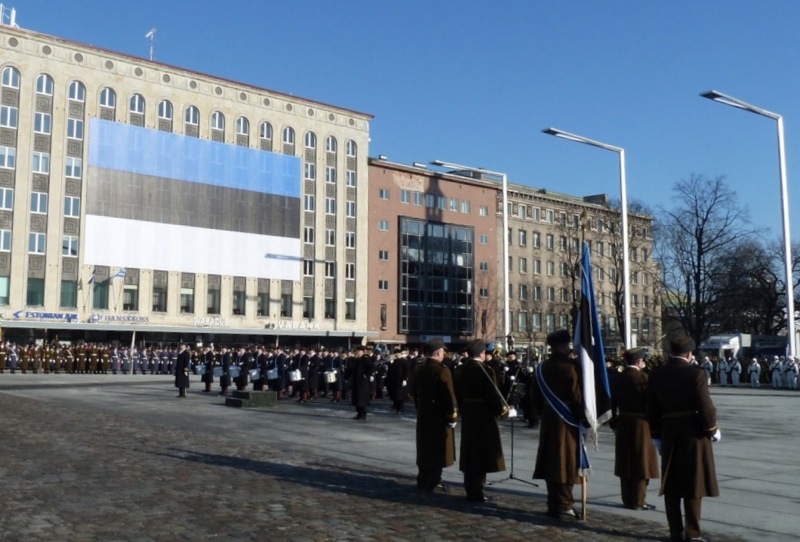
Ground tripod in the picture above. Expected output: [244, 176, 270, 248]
[488, 381, 538, 487]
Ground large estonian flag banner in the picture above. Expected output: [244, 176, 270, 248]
[85, 119, 302, 281]
[573, 241, 612, 474]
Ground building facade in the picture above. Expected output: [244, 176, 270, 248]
[0, 23, 373, 346]
[503, 185, 660, 359]
[367, 158, 500, 347]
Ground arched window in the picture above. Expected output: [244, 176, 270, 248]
[236, 116, 249, 136]
[346, 140, 357, 157]
[185, 106, 199, 125]
[99, 87, 116, 108]
[304, 131, 317, 149]
[211, 111, 225, 130]
[68, 80, 86, 102]
[35, 74, 54, 95]
[260, 122, 272, 140]
[129, 93, 145, 114]
[1, 66, 20, 89]
[282, 126, 295, 145]
[326, 136, 337, 154]
[157, 100, 173, 120]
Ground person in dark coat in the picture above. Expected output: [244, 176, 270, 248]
[201, 345, 215, 392]
[218, 346, 231, 396]
[174, 343, 191, 398]
[386, 349, 410, 413]
[347, 345, 374, 420]
[530, 329, 583, 519]
[453, 339, 509, 502]
[414, 338, 458, 492]
[647, 336, 720, 542]
[610, 347, 659, 510]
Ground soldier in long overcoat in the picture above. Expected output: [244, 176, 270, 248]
[347, 345, 374, 420]
[174, 343, 191, 398]
[529, 329, 583, 519]
[610, 348, 659, 510]
[647, 336, 719, 542]
[454, 339, 508, 502]
[413, 339, 457, 491]
[386, 349, 410, 413]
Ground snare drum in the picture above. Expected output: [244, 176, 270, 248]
[325, 370, 337, 384]
[289, 369, 302, 382]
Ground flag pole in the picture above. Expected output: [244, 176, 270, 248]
[580, 211, 588, 521]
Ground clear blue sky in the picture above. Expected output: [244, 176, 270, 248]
[11, 0, 800, 240]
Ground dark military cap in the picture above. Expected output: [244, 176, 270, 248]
[353, 345, 366, 353]
[669, 336, 696, 355]
[623, 347, 646, 364]
[464, 339, 484, 358]
[547, 329, 571, 347]
[424, 338, 446, 355]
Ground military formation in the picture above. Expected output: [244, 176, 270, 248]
[696, 353, 800, 389]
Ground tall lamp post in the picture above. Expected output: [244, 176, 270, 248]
[431, 160, 510, 351]
[542, 128, 632, 350]
[701, 90, 796, 357]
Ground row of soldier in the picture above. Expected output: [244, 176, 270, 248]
[696, 354, 799, 389]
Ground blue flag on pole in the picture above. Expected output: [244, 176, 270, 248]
[573, 241, 612, 474]
[112, 268, 126, 280]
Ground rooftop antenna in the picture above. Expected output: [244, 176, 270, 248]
[145, 27, 157, 61]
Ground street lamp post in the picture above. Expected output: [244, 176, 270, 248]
[700, 90, 796, 357]
[431, 160, 510, 351]
[542, 128, 633, 350]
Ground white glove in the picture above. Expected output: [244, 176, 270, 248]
[652, 439, 662, 455]
[711, 429, 721, 442]
[402, 380, 407, 386]
[369, 376, 374, 382]
[448, 422, 457, 429]
[507, 407, 518, 418]
[509, 375, 516, 381]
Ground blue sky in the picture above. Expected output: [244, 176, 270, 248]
[11, 1, 800, 240]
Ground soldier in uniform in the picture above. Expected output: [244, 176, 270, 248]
[346, 345, 374, 420]
[785, 357, 799, 390]
[20, 344, 30, 373]
[728, 354, 741, 387]
[699, 356, 713, 386]
[0, 340, 6, 373]
[747, 357, 761, 388]
[717, 355, 728, 387]
[7, 342, 19, 373]
[529, 329, 583, 519]
[77, 344, 86, 374]
[609, 348, 659, 510]
[174, 343, 191, 398]
[201, 345, 215, 392]
[386, 348, 410, 413]
[647, 336, 719, 542]
[770, 356, 783, 389]
[453, 339, 509, 503]
[413, 338, 458, 492]
[89, 344, 99, 374]
[218, 346, 231, 396]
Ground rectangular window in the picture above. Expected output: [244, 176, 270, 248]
[304, 162, 316, 180]
[533, 259, 541, 274]
[378, 280, 389, 290]
[32, 152, 50, 174]
[345, 299, 356, 320]
[479, 205, 488, 216]
[479, 261, 489, 271]
[62, 235, 78, 257]
[257, 291, 268, 316]
[180, 287, 195, 314]
[0, 229, 10, 251]
[0, 146, 15, 169]
[518, 229, 527, 247]
[346, 263, 355, 279]
[519, 258, 527, 274]
[546, 234, 554, 250]
[67, 118, 84, 140]
[28, 232, 46, 253]
[546, 209, 554, 223]
[325, 166, 336, 184]
[518, 311, 528, 332]
[378, 220, 389, 231]
[546, 261, 555, 276]
[532, 312, 542, 332]
[232, 290, 246, 315]
[151, 280, 167, 312]
[65, 157, 82, 179]
[324, 297, 335, 319]
[34, 112, 52, 134]
[304, 195, 315, 211]
[325, 229, 335, 246]
[346, 201, 356, 217]
[533, 286, 541, 301]
[325, 197, 336, 214]
[449, 197, 458, 211]
[123, 284, 139, 311]
[92, 280, 109, 310]
[413, 191, 423, 206]
[346, 169, 356, 187]
[303, 295, 314, 318]
[60, 280, 78, 309]
[461, 200, 471, 213]
[0, 106, 18, 129]
[64, 196, 80, 217]
[303, 260, 314, 276]
[206, 285, 220, 314]
[345, 232, 355, 248]
[425, 194, 435, 208]
[378, 250, 389, 261]
[325, 261, 335, 278]
[401, 189, 410, 204]
[280, 293, 293, 317]
[479, 234, 488, 245]
[0, 187, 13, 210]
[479, 288, 489, 298]
[27, 277, 45, 306]
[30, 192, 48, 214]
[519, 284, 528, 300]
[379, 188, 390, 200]
[303, 226, 314, 244]
[532, 232, 540, 248]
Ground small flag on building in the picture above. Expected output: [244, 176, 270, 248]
[112, 268, 127, 280]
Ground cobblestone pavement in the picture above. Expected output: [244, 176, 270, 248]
[0, 378, 747, 542]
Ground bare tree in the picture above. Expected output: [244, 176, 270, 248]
[656, 175, 755, 348]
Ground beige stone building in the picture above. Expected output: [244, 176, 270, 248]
[503, 185, 659, 359]
[0, 22, 373, 346]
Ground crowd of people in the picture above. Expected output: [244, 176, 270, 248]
[695, 353, 799, 389]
